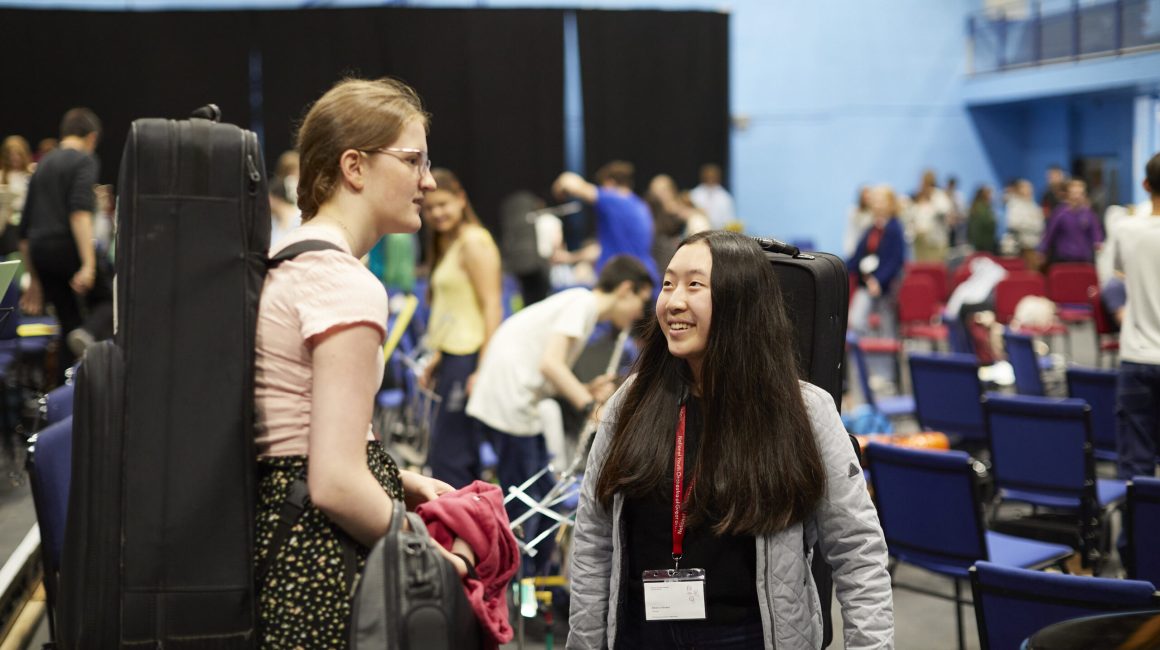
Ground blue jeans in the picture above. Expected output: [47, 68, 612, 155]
[427, 352, 481, 488]
[618, 615, 765, 649]
[1115, 361, 1160, 480]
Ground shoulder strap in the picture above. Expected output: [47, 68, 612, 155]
[257, 478, 361, 596]
[268, 239, 345, 267]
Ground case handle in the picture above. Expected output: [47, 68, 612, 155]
[190, 104, 222, 122]
[753, 236, 800, 257]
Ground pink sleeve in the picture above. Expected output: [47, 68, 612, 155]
[292, 252, 388, 344]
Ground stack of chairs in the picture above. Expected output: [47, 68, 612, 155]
[25, 378, 77, 644]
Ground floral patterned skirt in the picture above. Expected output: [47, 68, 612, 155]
[255, 441, 403, 650]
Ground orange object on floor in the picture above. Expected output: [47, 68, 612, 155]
[856, 431, 950, 460]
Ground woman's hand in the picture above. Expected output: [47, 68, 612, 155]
[418, 356, 439, 391]
[431, 539, 475, 579]
[400, 469, 455, 510]
[20, 281, 43, 315]
[586, 373, 617, 405]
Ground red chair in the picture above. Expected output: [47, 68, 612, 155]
[1088, 284, 1120, 367]
[1046, 263, 1098, 325]
[994, 272, 1046, 325]
[905, 262, 950, 302]
[995, 256, 1028, 274]
[898, 274, 948, 349]
[993, 271, 1068, 340]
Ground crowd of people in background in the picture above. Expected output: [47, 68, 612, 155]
[844, 163, 1135, 343]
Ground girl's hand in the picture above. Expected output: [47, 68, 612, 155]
[400, 469, 455, 510]
[432, 540, 470, 578]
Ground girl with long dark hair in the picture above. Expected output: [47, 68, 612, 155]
[568, 230, 893, 649]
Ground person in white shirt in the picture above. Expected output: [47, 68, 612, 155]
[1111, 152, 1160, 480]
[467, 255, 653, 573]
[689, 163, 736, 230]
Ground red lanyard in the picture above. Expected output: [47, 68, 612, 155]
[672, 403, 694, 567]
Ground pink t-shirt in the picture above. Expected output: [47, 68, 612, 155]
[255, 224, 387, 458]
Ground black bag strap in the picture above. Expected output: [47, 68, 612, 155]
[268, 239, 344, 267]
[257, 477, 361, 595]
[256, 478, 310, 585]
[256, 238, 357, 592]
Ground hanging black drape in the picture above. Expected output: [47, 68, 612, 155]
[2, 7, 565, 235]
[3, 7, 731, 232]
[256, 7, 565, 233]
[0, 9, 253, 187]
[577, 10, 730, 193]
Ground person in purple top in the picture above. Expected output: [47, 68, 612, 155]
[552, 161, 658, 285]
[1039, 179, 1104, 266]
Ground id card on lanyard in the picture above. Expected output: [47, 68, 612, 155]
[643, 402, 707, 621]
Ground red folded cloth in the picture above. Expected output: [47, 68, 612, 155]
[417, 481, 521, 648]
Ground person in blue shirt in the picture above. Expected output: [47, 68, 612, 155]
[552, 161, 658, 286]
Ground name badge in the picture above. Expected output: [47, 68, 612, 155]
[642, 568, 707, 621]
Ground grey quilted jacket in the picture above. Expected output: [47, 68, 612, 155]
[567, 380, 894, 649]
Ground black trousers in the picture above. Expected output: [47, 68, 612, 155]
[29, 235, 113, 379]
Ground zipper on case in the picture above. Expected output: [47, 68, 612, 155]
[245, 153, 260, 194]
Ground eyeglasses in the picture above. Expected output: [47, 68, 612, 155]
[360, 147, 432, 176]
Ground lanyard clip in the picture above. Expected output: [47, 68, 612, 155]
[672, 553, 682, 571]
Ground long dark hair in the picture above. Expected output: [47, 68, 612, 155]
[595, 230, 825, 536]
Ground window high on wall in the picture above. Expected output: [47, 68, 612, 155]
[969, 0, 1160, 72]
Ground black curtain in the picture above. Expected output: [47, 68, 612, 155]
[577, 10, 730, 194]
[0, 9, 253, 188]
[256, 8, 566, 234]
[2, 7, 564, 236]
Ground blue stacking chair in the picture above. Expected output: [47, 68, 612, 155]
[983, 393, 1127, 569]
[867, 443, 1072, 650]
[1003, 329, 1047, 396]
[26, 415, 74, 641]
[847, 333, 914, 420]
[909, 352, 987, 447]
[1066, 366, 1119, 463]
[1125, 477, 1160, 585]
[971, 561, 1159, 650]
[42, 382, 75, 427]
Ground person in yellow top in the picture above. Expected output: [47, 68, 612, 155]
[421, 168, 503, 487]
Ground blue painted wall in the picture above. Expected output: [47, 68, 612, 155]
[969, 93, 1138, 206]
[5, 0, 1158, 250]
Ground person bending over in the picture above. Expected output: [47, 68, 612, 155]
[466, 255, 653, 574]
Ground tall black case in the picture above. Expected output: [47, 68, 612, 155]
[59, 111, 270, 648]
[760, 238, 849, 649]
[761, 240, 848, 410]
[58, 341, 125, 649]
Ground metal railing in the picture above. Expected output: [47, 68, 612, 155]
[968, 0, 1160, 73]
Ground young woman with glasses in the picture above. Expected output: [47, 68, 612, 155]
[252, 77, 475, 648]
